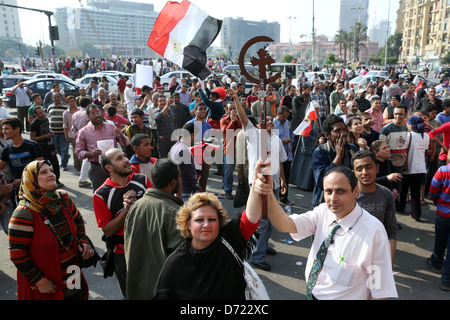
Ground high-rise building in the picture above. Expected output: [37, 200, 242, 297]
[55, 0, 159, 58]
[0, 0, 22, 43]
[369, 19, 390, 45]
[339, 0, 370, 32]
[221, 17, 280, 59]
[399, 0, 450, 69]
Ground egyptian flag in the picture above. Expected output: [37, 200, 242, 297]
[414, 80, 423, 94]
[294, 101, 318, 137]
[148, 0, 222, 80]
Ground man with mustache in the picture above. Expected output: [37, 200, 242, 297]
[93, 148, 152, 299]
[250, 165, 398, 300]
[75, 104, 130, 191]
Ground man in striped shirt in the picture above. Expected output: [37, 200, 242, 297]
[47, 92, 70, 171]
[428, 162, 450, 291]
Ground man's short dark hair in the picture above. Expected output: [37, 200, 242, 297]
[210, 92, 220, 100]
[31, 93, 41, 101]
[426, 104, 438, 112]
[277, 106, 290, 115]
[322, 114, 345, 134]
[130, 108, 144, 117]
[131, 133, 151, 148]
[393, 104, 408, 113]
[443, 98, 450, 108]
[351, 150, 377, 166]
[1, 117, 23, 134]
[324, 166, 358, 191]
[100, 151, 112, 172]
[182, 121, 195, 135]
[86, 103, 102, 116]
[80, 97, 92, 108]
[151, 159, 180, 189]
[33, 106, 43, 114]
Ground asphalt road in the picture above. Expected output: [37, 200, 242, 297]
[0, 142, 448, 301]
[0, 75, 449, 301]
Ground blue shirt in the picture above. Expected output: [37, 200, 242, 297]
[437, 112, 450, 125]
[187, 119, 212, 141]
[274, 118, 294, 161]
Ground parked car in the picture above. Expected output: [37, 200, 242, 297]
[0, 75, 32, 93]
[398, 73, 439, 85]
[2, 78, 80, 108]
[74, 74, 118, 94]
[349, 75, 388, 90]
[365, 70, 390, 78]
[31, 73, 75, 83]
[305, 72, 332, 83]
[438, 67, 450, 78]
[223, 64, 259, 90]
[160, 70, 194, 91]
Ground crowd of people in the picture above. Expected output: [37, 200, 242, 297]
[1, 59, 450, 300]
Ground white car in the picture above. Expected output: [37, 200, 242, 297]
[75, 74, 118, 94]
[365, 70, 390, 78]
[305, 72, 332, 83]
[31, 73, 75, 83]
[160, 70, 194, 91]
[349, 75, 388, 90]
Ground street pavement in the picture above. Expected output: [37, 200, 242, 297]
[0, 140, 448, 301]
[1, 74, 449, 301]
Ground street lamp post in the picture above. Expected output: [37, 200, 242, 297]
[312, 0, 316, 68]
[384, 0, 391, 67]
[349, 6, 364, 62]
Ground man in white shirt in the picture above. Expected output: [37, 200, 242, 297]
[228, 87, 288, 272]
[251, 165, 398, 300]
[124, 80, 136, 116]
[11, 80, 32, 131]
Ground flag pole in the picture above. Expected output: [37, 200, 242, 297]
[238, 37, 281, 219]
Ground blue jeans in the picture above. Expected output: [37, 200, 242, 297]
[53, 133, 70, 167]
[223, 154, 235, 195]
[250, 188, 279, 264]
[430, 214, 450, 285]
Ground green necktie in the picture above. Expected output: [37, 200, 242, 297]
[306, 221, 341, 300]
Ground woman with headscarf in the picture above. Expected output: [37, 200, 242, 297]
[168, 77, 178, 96]
[398, 116, 430, 222]
[8, 160, 95, 300]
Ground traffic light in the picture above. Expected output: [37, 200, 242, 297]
[35, 46, 40, 56]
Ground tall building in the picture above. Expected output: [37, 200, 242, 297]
[221, 17, 280, 59]
[339, 0, 370, 32]
[369, 19, 390, 45]
[0, 0, 22, 43]
[55, 0, 159, 58]
[399, 0, 450, 69]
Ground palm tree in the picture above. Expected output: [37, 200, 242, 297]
[351, 22, 369, 62]
[334, 29, 345, 58]
[334, 29, 352, 63]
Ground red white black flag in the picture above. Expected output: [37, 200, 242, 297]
[148, 0, 222, 80]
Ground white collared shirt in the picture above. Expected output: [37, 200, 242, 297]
[290, 203, 398, 300]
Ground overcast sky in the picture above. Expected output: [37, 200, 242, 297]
[16, 0, 399, 46]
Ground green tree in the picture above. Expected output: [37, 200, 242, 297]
[334, 29, 352, 63]
[371, 32, 403, 65]
[350, 22, 369, 62]
[442, 52, 450, 65]
[326, 54, 338, 65]
[283, 54, 294, 63]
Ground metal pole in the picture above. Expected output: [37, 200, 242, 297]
[312, 0, 316, 68]
[46, 13, 56, 72]
[384, 0, 391, 67]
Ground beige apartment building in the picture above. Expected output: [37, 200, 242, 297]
[400, 0, 450, 69]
